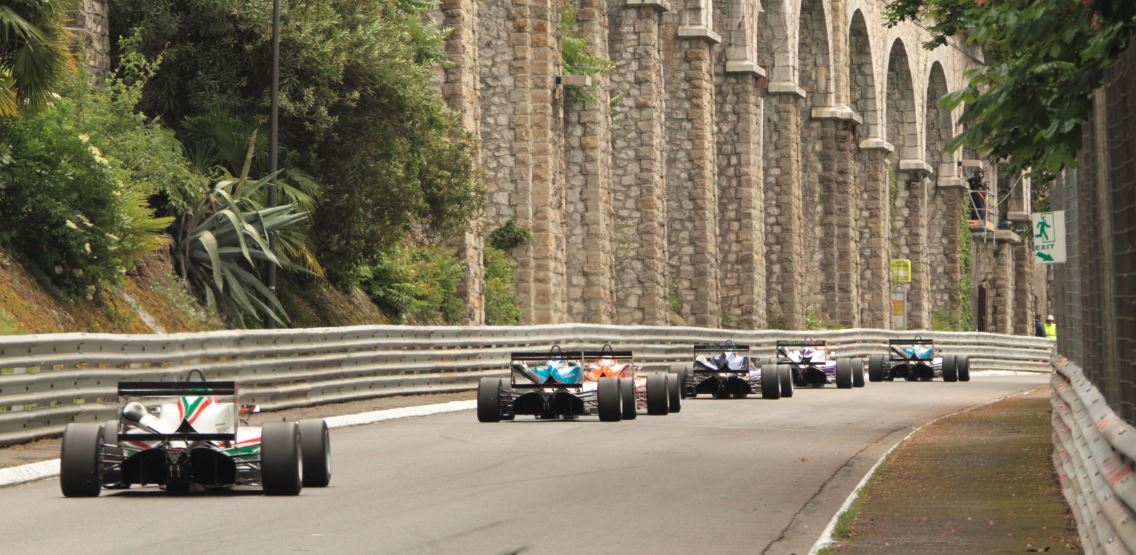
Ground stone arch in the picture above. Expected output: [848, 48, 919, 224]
[924, 62, 953, 177]
[756, 0, 791, 83]
[885, 38, 919, 160]
[797, 0, 833, 108]
[720, 0, 760, 65]
[847, 9, 877, 140]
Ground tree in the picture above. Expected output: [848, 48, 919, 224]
[110, 0, 484, 287]
[885, 0, 1136, 176]
[0, 0, 77, 115]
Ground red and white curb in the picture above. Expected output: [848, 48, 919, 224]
[0, 399, 476, 489]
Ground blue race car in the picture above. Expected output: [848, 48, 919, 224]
[868, 337, 971, 382]
[477, 345, 626, 422]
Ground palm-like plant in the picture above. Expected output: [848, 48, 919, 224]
[0, 0, 76, 116]
[172, 171, 309, 327]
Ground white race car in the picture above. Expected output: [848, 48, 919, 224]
[60, 371, 331, 497]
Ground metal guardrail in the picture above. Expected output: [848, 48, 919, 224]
[1052, 358, 1136, 554]
[0, 325, 1053, 446]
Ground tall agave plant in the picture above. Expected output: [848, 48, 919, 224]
[172, 172, 308, 326]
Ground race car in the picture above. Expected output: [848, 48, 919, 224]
[60, 370, 331, 497]
[581, 345, 677, 417]
[867, 337, 971, 382]
[671, 341, 788, 399]
[478, 345, 627, 422]
[776, 339, 865, 389]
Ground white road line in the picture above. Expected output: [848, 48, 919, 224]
[0, 400, 477, 489]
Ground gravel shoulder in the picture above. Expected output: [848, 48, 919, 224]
[0, 390, 475, 470]
[823, 387, 1080, 554]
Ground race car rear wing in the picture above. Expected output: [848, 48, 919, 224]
[775, 339, 829, 362]
[579, 350, 634, 360]
[692, 343, 750, 354]
[887, 337, 936, 361]
[116, 381, 238, 441]
[509, 348, 586, 389]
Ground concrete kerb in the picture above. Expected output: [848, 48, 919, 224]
[808, 385, 1045, 554]
[0, 399, 477, 490]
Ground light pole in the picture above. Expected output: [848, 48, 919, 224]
[267, 0, 280, 328]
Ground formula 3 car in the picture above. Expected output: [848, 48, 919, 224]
[777, 339, 865, 389]
[867, 337, 971, 382]
[60, 370, 331, 497]
[581, 345, 677, 417]
[478, 345, 627, 422]
[671, 341, 788, 399]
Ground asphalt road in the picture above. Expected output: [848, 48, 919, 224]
[0, 373, 1047, 554]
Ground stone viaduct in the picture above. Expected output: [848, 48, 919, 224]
[77, 0, 1042, 333]
[435, 0, 1043, 331]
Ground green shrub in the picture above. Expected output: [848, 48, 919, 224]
[560, 1, 613, 101]
[0, 114, 169, 299]
[489, 219, 533, 251]
[360, 242, 465, 324]
[484, 246, 520, 325]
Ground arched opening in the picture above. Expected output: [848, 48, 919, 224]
[924, 62, 953, 177]
[848, 10, 877, 140]
[798, 0, 833, 313]
[885, 39, 918, 161]
[925, 62, 962, 325]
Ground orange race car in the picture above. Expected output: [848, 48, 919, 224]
[580, 345, 679, 418]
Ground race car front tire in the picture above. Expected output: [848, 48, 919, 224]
[836, 359, 853, 389]
[646, 373, 669, 415]
[299, 419, 332, 487]
[958, 356, 971, 382]
[942, 355, 958, 382]
[61, 423, 103, 497]
[665, 373, 682, 413]
[477, 377, 502, 422]
[261, 422, 303, 496]
[761, 367, 781, 400]
[598, 377, 624, 421]
[620, 377, 638, 420]
[868, 355, 885, 382]
[852, 359, 866, 388]
[779, 364, 794, 398]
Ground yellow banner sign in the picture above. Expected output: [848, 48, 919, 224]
[891, 259, 912, 283]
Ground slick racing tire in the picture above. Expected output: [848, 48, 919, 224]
[598, 377, 624, 421]
[868, 355, 885, 382]
[779, 364, 794, 398]
[477, 377, 502, 423]
[299, 419, 332, 487]
[60, 423, 103, 498]
[620, 377, 638, 420]
[646, 373, 669, 415]
[666, 373, 682, 413]
[958, 356, 971, 382]
[942, 355, 959, 382]
[761, 367, 781, 400]
[261, 422, 303, 496]
[836, 359, 853, 389]
[852, 359, 866, 388]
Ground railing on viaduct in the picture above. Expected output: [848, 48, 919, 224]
[0, 325, 1053, 447]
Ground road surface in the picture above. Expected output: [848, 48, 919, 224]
[0, 373, 1047, 554]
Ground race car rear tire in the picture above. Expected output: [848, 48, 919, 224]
[942, 355, 958, 382]
[676, 367, 692, 399]
[852, 359, 866, 388]
[958, 356, 971, 382]
[646, 374, 669, 415]
[620, 377, 638, 420]
[261, 422, 303, 496]
[477, 377, 502, 423]
[779, 364, 794, 398]
[598, 377, 624, 421]
[61, 423, 102, 497]
[299, 419, 332, 487]
[868, 355, 885, 382]
[836, 359, 853, 389]
[666, 374, 682, 413]
[761, 367, 781, 400]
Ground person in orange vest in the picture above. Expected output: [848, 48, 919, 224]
[1045, 315, 1057, 339]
